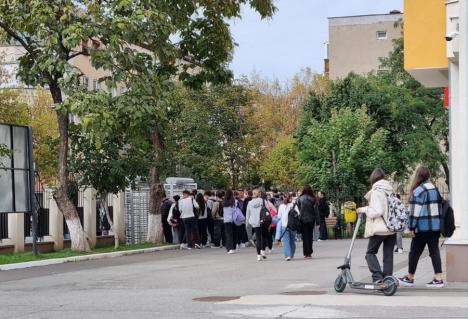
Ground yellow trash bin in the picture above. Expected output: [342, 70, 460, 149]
[344, 201, 357, 223]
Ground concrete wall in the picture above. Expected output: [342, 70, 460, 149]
[328, 14, 403, 80]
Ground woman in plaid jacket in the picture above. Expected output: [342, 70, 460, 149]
[399, 166, 444, 288]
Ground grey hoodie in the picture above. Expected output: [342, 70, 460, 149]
[246, 197, 264, 228]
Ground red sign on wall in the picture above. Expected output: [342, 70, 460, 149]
[444, 87, 449, 108]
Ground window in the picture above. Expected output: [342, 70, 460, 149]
[377, 31, 387, 40]
[93, 79, 100, 91]
[82, 77, 89, 90]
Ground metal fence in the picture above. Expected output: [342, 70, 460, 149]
[125, 185, 149, 244]
[24, 189, 52, 238]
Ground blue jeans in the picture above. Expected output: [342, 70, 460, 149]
[281, 226, 296, 258]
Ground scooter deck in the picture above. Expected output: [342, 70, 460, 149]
[350, 282, 388, 290]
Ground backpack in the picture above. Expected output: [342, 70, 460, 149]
[233, 207, 246, 226]
[260, 200, 272, 228]
[218, 203, 224, 218]
[438, 191, 455, 238]
[377, 189, 409, 232]
[287, 204, 301, 232]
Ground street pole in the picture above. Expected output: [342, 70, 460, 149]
[27, 126, 37, 256]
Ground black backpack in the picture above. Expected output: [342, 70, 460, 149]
[440, 199, 455, 238]
[172, 202, 181, 220]
[260, 200, 272, 228]
[287, 204, 301, 232]
[218, 203, 224, 218]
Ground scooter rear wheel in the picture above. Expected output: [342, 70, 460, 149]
[382, 276, 398, 296]
[334, 275, 346, 293]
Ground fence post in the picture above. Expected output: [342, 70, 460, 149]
[113, 192, 126, 244]
[83, 187, 97, 248]
[48, 197, 63, 251]
[8, 213, 24, 253]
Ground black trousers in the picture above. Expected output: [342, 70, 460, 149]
[319, 217, 328, 240]
[254, 226, 268, 255]
[212, 219, 223, 247]
[409, 231, 442, 274]
[236, 224, 247, 245]
[224, 222, 235, 251]
[207, 217, 214, 243]
[266, 226, 274, 249]
[162, 220, 173, 243]
[366, 234, 396, 282]
[182, 217, 197, 248]
[198, 218, 208, 246]
[301, 221, 315, 257]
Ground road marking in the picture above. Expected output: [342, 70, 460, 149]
[218, 306, 352, 318]
[221, 294, 468, 308]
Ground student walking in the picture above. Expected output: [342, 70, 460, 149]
[317, 191, 330, 241]
[178, 190, 200, 249]
[399, 166, 445, 288]
[357, 168, 396, 283]
[278, 193, 296, 261]
[211, 191, 225, 247]
[297, 185, 317, 259]
[196, 193, 208, 247]
[223, 189, 237, 254]
[246, 189, 268, 261]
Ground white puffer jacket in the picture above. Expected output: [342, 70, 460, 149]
[362, 179, 395, 238]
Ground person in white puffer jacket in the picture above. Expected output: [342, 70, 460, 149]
[357, 168, 396, 283]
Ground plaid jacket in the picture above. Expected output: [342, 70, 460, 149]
[408, 182, 442, 232]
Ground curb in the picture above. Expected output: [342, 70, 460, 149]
[0, 244, 180, 271]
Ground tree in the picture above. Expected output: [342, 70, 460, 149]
[69, 92, 151, 248]
[259, 136, 300, 190]
[0, 0, 275, 249]
[297, 107, 394, 204]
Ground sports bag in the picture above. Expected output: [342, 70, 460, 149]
[260, 200, 272, 228]
[233, 207, 246, 226]
[287, 204, 301, 232]
[436, 188, 455, 238]
[377, 189, 409, 232]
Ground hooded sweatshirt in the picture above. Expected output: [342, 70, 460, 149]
[246, 197, 264, 228]
[362, 179, 395, 238]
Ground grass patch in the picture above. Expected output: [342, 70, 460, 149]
[0, 242, 168, 265]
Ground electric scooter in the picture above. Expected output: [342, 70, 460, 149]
[334, 213, 399, 296]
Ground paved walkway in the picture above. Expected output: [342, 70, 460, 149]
[0, 238, 466, 319]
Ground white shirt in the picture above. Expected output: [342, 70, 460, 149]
[278, 203, 294, 227]
[178, 196, 199, 219]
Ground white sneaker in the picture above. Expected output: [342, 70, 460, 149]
[228, 250, 235, 254]
[260, 250, 267, 259]
[180, 244, 187, 250]
[240, 243, 247, 248]
[398, 248, 403, 254]
[194, 244, 202, 249]
[285, 257, 291, 261]
[257, 255, 262, 261]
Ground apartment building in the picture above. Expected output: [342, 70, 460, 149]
[326, 11, 403, 79]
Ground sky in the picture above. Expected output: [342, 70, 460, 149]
[229, 0, 403, 81]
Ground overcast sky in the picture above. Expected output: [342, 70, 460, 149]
[229, 0, 403, 81]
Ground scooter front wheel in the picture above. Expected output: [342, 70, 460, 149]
[334, 274, 346, 293]
[382, 276, 398, 296]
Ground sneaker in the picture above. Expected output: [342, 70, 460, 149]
[194, 244, 202, 249]
[317, 239, 322, 242]
[240, 243, 247, 248]
[187, 247, 192, 250]
[398, 276, 414, 287]
[257, 255, 262, 261]
[228, 249, 235, 254]
[260, 250, 267, 259]
[426, 279, 444, 288]
[397, 248, 403, 254]
[249, 239, 256, 247]
[285, 257, 291, 261]
[180, 243, 188, 250]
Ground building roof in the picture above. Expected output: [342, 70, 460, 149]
[329, 11, 403, 27]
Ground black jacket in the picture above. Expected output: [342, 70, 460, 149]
[160, 198, 173, 224]
[317, 198, 330, 219]
[297, 194, 317, 223]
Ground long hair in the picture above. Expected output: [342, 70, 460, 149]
[223, 189, 235, 207]
[410, 166, 431, 193]
[301, 185, 314, 197]
[196, 193, 205, 214]
[370, 168, 385, 186]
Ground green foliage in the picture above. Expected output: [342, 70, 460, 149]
[298, 107, 393, 200]
[170, 84, 256, 189]
[259, 136, 300, 189]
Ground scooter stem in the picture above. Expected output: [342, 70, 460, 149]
[345, 213, 363, 260]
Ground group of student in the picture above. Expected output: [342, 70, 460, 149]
[160, 164, 447, 287]
[160, 187, 331, 261]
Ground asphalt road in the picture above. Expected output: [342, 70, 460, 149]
[0, 239, 467, 319]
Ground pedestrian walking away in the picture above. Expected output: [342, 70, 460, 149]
[297, 185, 317, 259]
[357, 168, 396, 283]
[399, 166, 445, 288]
[223, 189, 237, 254]
[278, 193, 296, 261]
[247, 189, 269, 261]
[179, 190, 200, 249]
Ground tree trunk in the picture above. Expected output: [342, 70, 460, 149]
[147, 127, 165, 244]
[101, 195, 119, 249]
[51, 82, 89, 251]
